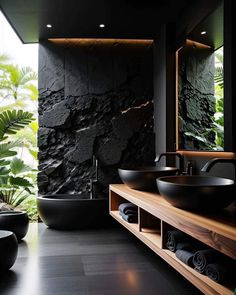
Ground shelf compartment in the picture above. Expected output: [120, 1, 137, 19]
[139, 208, 161, 248]
[161, 222, 199, 251]
[109, 190, 136, 211]
[110, 210, 139, 232]
[163, 249, 234, 295]
[162, 222, 236, 294]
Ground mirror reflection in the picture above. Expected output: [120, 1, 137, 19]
[177, 2, 224, 151]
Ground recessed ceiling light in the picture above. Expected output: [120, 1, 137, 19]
[99, 24, 105, 28]
[46, 24, 52, 28]
[201, 31, 207, 35]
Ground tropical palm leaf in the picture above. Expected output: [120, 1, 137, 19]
[23, 83, 38, 101]
[0, 109, 34, 141]
[0, 185, 29, 206]
[0, 159, 11, 166]
[214, 66, 223, 89]
[30, 121, 38, 133]
[1, 64, 37, 100]
[9, 176, 33, 187]
[0, 167, 10, 175]
[10, 157, 32, 175]
[0, 143, 17, 159]
[19, 67, 38, 84]
[14, 194, 30, 207]
[0, 176, 8, 185]
[0, 140, 24, 159]
[29, 148, 38, 160]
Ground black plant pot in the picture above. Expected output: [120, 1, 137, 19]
[0, 230, 18, 271]
[0, 211, 29, 240]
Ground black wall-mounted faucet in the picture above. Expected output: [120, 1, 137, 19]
[89, 155, 99, 199]
[93, 155, 98, 182]
[201, 158, 236, 179]
[155, 152, 184, 174]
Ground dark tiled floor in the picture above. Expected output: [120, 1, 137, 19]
[0, 223, 202, 295]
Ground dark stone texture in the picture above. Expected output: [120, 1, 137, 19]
[65, 46, 89, 96]
[112, 102, 153, 140]
[38, 41, 65, 95]
[38, 40, 154, 195]
[65, 125, 101, 164]
[87, 42, 113, 94]
[38, 127, 55, 148]
[37, 171, 49, 190]
[178, 44, 215, 150]
[44, 160, 63, 176]
[98, 137, 128, 166]
[41, 101, 71, 128]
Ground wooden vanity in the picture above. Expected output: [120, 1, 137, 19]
[109, 184, 236, 295]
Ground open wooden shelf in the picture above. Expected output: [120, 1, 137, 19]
[164, 250, 234, 295]
[110, 210, 139, 232]
[110, 210, 162, 250]
[109, 184, 236, 295]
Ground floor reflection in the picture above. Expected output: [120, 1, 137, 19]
[0, 223, 202, 295]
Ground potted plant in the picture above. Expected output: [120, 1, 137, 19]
[0, 109, 34, 240]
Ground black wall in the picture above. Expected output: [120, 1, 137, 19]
[38, 39, 155, 196]
[178, 43, 215, 150]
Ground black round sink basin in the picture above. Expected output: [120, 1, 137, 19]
[156, 175, 236, 212]
[118, 166, 178, 191]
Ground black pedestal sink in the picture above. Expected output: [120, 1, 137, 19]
[156, 175, 236, 212]
[118, 166, 178, 191]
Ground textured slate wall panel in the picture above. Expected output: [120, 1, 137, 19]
[38, 40, 154, 196]
[178, 44, 215, 150]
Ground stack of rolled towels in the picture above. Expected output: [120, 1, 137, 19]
[166, 230, 236, 285]
[118, 202, 138, 223]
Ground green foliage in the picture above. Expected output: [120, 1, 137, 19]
[0, 143, 17, 158]
[213, 47, 224, 148]
[0, 109, 35, 206]
[0, 54, 38, 221]
[0, 109, 34, 141]
[0, 110, 35, 208]
[0, 167, 10, 176]
[10, 157, 32, 175]
[0, 64, 37, 100]
[19, 195, 38, 222]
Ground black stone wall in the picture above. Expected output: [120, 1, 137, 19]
[178, 43, 215, 150]
[38, 39, 155, 196]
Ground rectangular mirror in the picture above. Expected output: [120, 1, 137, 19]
[177, 1, 224, 151]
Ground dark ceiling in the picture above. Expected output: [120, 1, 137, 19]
[189, 1, 223, 49]
[0, 0, 198, 43]
[0, 0, 222, 45]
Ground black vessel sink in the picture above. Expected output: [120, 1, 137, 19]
[118, 166, 178, 191]
[156, 175, 236, 212]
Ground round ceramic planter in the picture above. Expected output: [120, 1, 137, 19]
[0, 230, 18, 271]
[0, 211, 29, 240]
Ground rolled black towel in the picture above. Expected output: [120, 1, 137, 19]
[119, 211, 138, 223]
[175, 249, 195, 267]
[124, 209, 138, 215]
[193, 249, 218, 274]
[118, 203, 138, 214]
[205, 263, 228, 284]
[176, 242, 194, 251]
[166, 230, 192, 252]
